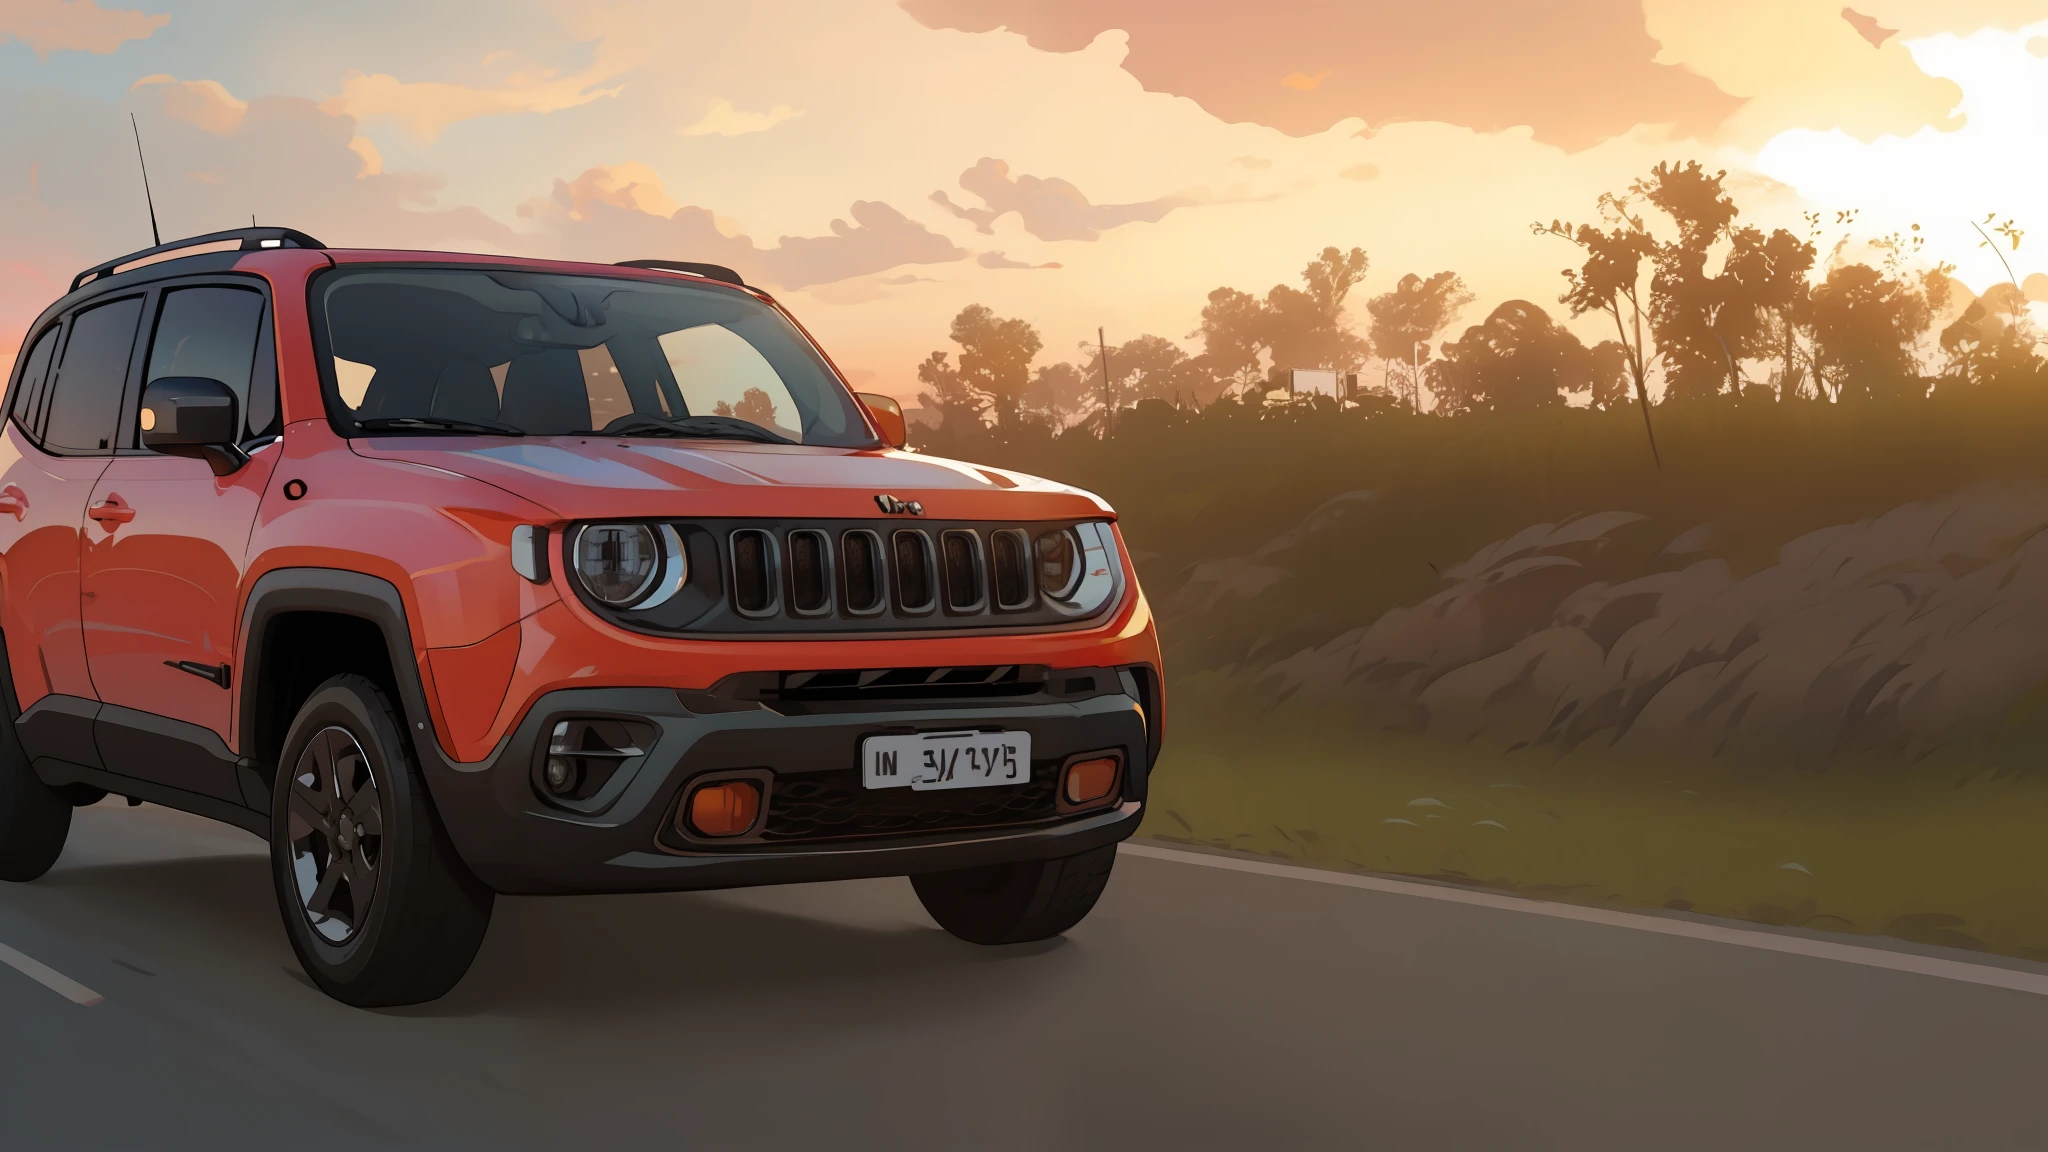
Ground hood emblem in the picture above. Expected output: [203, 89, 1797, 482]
[875, 494, 924, 517]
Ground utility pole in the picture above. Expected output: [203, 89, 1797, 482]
[1098, 326, 1115, 436]
[1411, 340, 1429, 414]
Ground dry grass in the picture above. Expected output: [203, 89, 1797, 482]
[1145, 674, 2048, 960]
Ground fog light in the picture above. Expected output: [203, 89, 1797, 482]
[1063, 755, 1120, 805]
[537, 718, 655, 804]
[542, 757, 580, 795]
[687, 780, 761, 837]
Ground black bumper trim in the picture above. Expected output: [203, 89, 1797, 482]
[421, 682, 1151, 895]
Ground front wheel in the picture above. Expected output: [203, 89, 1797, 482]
[269, 675, 493, 1007]
[912, 845, 1117, 945]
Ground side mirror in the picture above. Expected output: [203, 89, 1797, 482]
[855, 391, 907, 450]
[141, 377, 248, 476]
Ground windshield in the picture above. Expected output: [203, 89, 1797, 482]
[312, 267, 874, 446]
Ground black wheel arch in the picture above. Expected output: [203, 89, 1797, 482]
[238, 568, 447, 782]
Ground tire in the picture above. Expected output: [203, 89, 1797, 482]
[269, 674, 493, 1007]
[0, 714, 69, 882]
[912, 844, 1117, 945]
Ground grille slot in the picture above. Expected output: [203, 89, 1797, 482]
[730, 529, 779, 617]
[940, 530, 987, 613]
[786, 530, 831, 616]
[990, 529, 1034, 610]
[769, 664, 1042, 702]
[761, 762, 1059, 843]
[892, 529, 936, 614]
[839, 530, 885, 615]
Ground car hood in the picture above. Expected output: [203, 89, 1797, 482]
[350, 437, 1114, 522]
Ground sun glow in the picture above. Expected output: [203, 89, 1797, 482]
[1753, 22, 2048, 294]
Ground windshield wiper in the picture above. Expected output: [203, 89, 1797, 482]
[355, 416, 526, 436]
[602, 414, 795, 445]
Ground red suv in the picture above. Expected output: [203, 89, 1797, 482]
[0, 228, 1161, 1006]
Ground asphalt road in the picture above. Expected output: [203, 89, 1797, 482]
[3, 801, 2046, 1151]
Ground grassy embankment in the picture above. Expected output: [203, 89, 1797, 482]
[930, 389, 2048, 958]
[1151, 677, 2048, 958]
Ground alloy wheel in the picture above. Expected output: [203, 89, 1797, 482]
[286, 726, 384, 943]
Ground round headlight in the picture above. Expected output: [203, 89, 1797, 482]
[1035, 528, 1081, 600]
[1039, 522, 1122, 617]
[574, 523, 661, 606]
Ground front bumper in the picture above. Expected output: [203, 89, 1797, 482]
[417, 674, 1152, 895]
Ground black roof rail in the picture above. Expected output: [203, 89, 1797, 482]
[615, 259, 747, 287]
[71, 226, 326, 293]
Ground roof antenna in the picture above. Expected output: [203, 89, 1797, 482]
[129, 112, 161, 247]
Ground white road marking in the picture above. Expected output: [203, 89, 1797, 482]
[1120, 842, 2048, 998]
[0, 942, 104, 1006]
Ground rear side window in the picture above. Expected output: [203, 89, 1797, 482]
[45, 296, 143, 453]
[144, 286, 274, 443]
[9, 325, 60, 432]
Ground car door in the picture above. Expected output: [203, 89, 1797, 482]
[80, 281, 280, 797]
[0, 299, 136, 768]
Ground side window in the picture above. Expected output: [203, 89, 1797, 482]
[45, 296, 143, 454]
[8, 325, 60, 434]
[144, 286, 273, 444]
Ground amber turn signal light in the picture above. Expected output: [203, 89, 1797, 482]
[687, 780, 761, 837]
[1063, 755, 1120, 806]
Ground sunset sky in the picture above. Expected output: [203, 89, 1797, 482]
[5, 0, 2048, 400]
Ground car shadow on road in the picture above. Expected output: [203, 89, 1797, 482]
[25, 852, 1066, 1022]
[34, 853, 283, 958]
[423, 887, 1066, 1021]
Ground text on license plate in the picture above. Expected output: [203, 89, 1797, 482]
[862, 730, 1032, 792]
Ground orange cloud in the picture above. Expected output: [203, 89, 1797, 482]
[1841, 8, 1899, 47]
[933, 157, 1197, 241]
[131, 75, 246, 134]
[1644, 0, 1964, 143]
[325, 65, 627, 143]
[900, 0, 1741, 149]
[522, 164, 967, 289]
[0, 0, 165, 57]
[680, 98, 804, 137]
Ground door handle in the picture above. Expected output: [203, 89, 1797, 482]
[0, 485, 24, 521]
[89, 495, 135, 527]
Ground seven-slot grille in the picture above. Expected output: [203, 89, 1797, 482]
[565, 517, 1119, 636]
[733, 526, 1040, 622]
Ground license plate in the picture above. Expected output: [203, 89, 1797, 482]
[862, 730, 1032, 792]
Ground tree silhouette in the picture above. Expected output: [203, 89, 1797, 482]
[915, 305, 1044, 433]
[915, 350, 984, 434]
[1808, 263, 1933, 400]
[1535, 206, 1660, 463]
[1023, 361, 1090, 430]
[1721, 225, 1817, 398]
[1428, 300, 1603, 414]
[1192, 286, 1268, 389]
[1586, 340, 1631, 409]
[950, 304, 1043, 430]
[1939, 282, 2043, 386]
[1264, 246, 1372, 372]
[1636, 161, 1744, 400]
[1366, 271, 1474, 412]
[732, 386, 779, 429]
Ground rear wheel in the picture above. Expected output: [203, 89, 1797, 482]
[912, 845, 1117, 945]
[0, 631, 69, 882]
[0, 722, 69, 882]
[270, 674, 493, 1007]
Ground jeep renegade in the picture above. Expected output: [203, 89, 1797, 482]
[0, 228, 1161, 1006]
